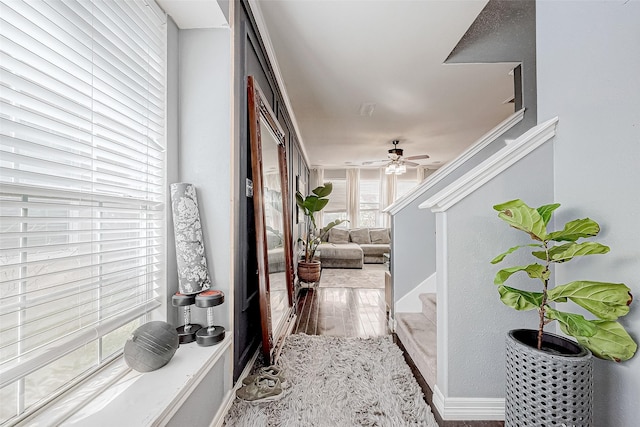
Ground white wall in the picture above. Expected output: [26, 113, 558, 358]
[537, 2, 640, 425]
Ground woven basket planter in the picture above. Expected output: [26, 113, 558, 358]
[297, 260, 321, 283]
[505, 329, 593, 427]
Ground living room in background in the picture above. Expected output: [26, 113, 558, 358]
[0, 0, 167, 423]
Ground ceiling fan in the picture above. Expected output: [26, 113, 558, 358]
[361, 140, 430, 174]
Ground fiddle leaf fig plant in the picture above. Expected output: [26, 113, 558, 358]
[492, 199, 637, 362]
[295, 182, 347, 263]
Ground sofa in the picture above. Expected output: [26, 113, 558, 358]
[318, 227, 391, 269]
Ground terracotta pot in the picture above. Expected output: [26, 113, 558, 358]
[297, 260, 321, 283]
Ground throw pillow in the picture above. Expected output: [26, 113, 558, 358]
[349, 228, 371, 244]
[370, 228, 390, 244]
[328, 228, 350, 244]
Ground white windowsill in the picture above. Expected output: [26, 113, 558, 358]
[25, 333, 232, 427]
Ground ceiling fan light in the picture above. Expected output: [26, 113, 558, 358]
[395, 164, 406, 174]
[385, 164, 396, 174]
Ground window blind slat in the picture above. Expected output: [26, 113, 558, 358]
[0, 183, 164, 206]
[0, 300, 161, 389]
[1, 287, 160, 354]
[0, 260, 163, 300]
[0, 0, 166, 420]
[1, 270, 161, 316]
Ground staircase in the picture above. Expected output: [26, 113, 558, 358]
[395, 293, 437, 391]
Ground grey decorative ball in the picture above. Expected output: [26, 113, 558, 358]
[124, 321, 180, 372]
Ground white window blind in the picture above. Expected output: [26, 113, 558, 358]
[396, 168, 419, 199]
[0, 0, 166, 423]
[359, 169, 380, 227]
[322, 169, 347, 227]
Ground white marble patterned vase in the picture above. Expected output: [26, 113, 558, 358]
[170, 183, 212, 294]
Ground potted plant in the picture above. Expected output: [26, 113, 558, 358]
[295, 182, 346, 283]
[491, 199, 636, 426]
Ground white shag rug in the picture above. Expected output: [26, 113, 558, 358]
[224, 334, 438, 427]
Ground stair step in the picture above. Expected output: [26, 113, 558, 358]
[395, 312, 437, 391]
[419, 293, 436, 325]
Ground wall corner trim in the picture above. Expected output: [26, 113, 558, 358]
[419, 117, 558, 213]
[384, 109, 525, 216]
[433, 385, 505, 421]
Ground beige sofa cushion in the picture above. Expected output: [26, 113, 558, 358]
[328, 228, 350, 244]
[349, 228, 371, 244]
[370, 228, 390, 244]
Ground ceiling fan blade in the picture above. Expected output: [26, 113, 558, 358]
[361, 159, 388, 165]
[405, 161, 420, 167]
[405, 154, 430, 160]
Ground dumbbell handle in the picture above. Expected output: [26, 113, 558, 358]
[207, 307, 214, 329]
[183, 305, 191, 332]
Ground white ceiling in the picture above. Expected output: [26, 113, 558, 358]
[160, 0, 519, 170]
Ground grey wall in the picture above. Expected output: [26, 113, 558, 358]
[447, 0, 537, 129]
[393, 0, 537, 303]
[165, 26, 232, 422]
[393, 138, 505, 301]
[443, 142, 554, 397]
[178, 28, 232, 329]
[537, 2, 640, 425]
[166, 17, 179, 326]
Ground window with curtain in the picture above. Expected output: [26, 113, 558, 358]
[0, 0, 166, 423]
[322, 169, 347, 227]
[396, 168, 419, 200]
[359, 169, 381, 227]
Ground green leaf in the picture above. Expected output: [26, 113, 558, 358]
[545, 307, 597, 337]
[295, 192, 305, 210]
[302, 195, 329, 214]
[318, 219, 348, 240]
[311, 182, 332, 198]
[537, 203, 561, 225]
[569, 319, 637, 362]
[549, 242, 610, 263]
[494, 264, 548, 285]
[491, 244, 543, 264]
[498, 285, 543, 311]
[548, 281, 632, 320]
[548, 218, 600, 242]
[493, 199, 548, 241]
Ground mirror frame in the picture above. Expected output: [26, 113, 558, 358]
[247, 76, 295, 364]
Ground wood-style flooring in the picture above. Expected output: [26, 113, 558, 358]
[292, 270, 503, 427]
[293, 287, 389, 337]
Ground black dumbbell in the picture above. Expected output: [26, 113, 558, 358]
[172, 292, 202, 344]
[194, 290, 226, 346]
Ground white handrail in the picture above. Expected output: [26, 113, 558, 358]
[384, 109, 525, 215]
[419, 117, 559, 213]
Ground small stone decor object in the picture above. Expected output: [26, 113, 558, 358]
[124, 321, 180, 372]
[170, 183, 212, 295]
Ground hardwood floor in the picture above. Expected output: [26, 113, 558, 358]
[292, 270, 504, 427]
[293, 287, 389, 337]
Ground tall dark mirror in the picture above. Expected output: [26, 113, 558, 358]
[248, 76, 295, 364]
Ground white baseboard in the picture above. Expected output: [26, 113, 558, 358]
[433, 385, 505, 421]
[211, 348, 260, 427]
[395, 273, 436, 313]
